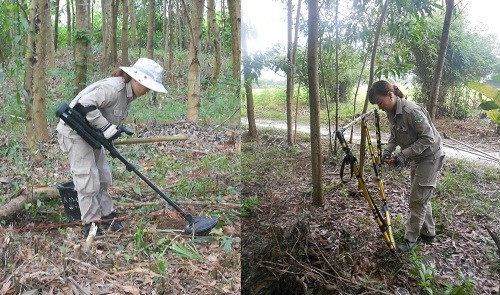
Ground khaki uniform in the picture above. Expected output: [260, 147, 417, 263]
[56, 77, 135, 223]
[385, 97, 445, 242]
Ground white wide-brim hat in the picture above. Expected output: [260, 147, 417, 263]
[120, 58, 168, 93]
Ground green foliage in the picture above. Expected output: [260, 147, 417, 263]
[409, 252, 436, 294]
[241, 195, 259, 217]
[170, 240, 204, 261]
[436, 158, 500, 216]
[466, 80, 500, 126]
[443, 275, 475, 295]
[73, 29, 91, 45]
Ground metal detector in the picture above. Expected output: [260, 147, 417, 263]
[56, 103, 218, 235]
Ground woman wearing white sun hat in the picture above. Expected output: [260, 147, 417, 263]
[56, 58, 167, 238]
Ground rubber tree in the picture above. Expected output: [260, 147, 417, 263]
[147, 0, 155, 59]
[24, 0, 51, 147]
[207, 0, 222, 85]
[227, 0, 241, 80]
[308, 0, 323, 206]
[121, 0, 130, 65]
[74, 0, 91, 93]
[185, 0, 204, 122]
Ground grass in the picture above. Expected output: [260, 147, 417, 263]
[241, 84, 371, 125]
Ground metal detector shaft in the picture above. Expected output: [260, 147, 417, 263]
[106, 148, 193, 222]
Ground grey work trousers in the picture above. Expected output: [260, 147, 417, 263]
[57, 134, 115, 223]
[404, 154, 445, 242]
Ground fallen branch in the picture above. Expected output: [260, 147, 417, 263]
[114, 135, 188, 145]
[0, 187, 59, 220]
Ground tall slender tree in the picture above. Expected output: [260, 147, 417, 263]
[185, 0, 204, 122]
[359, 0, 389, 176]
[74, 0, 90, 93]
[54, 0, 60, 52]
[228, 0, 241, 80]
[207, 0, 221, 85]
[66, 0, 72, 46]
[429, 0, 454, 119]
[242, 23, 257, 138]
[286, 0, 295, 145]
[147, 0, 155, 59]
[121, 0, 130, 65]
[308, 0, 323, 206]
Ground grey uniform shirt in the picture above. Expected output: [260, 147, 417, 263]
[56, 77, 135, 138]
[385, 97, 443, 162]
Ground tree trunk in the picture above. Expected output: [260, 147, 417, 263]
[185, 0, 204, 122]
[227, 0, 241, 80]
[74, 0, 91, 93]
[33, 0, 50, 142]
[45, 0, 56, 67]
[207, 0, 221, 85]
[162, 0, 168, 68]
[333, 0, 339, 154]
[121, 0, 130, 65]
[307, 0, 323, 206]
[168, 0, 174, 84]
[429, 0, 454, 120]
[102, 0, 110, 66]
[110, 0, 118, 64]
[24, 0, 38, 150]
[286, 0, 295, 145]
[67, 0, 72, 47]
[359, 0, 389, 177]
[130, 0, 137, 47]
[147, 0, 155, 59]
[242, 23, 257, 138]
[54, 0, 60, 52]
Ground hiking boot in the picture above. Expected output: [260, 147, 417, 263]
[83, 223, 104, 238]
[419, 234, 436, 244]
[100, 212, 124, 232]
[397, 239, 419, 253]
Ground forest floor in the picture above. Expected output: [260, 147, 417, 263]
[0, 122, 241, 294]
[241, 115, 499, 294]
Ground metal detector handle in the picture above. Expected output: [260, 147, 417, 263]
[56, 103, 102, 149]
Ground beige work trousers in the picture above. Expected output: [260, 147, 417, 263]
[57, 134, 115, 223]
[404, 154, 445, 242]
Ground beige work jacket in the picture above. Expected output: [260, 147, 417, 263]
[56, 77, 135, 138]
[385, 97, 443, 162]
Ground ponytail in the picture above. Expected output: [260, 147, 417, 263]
[111, 69, 132, 83]
[368, 80, 405, 104]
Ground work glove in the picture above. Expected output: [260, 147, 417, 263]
[382, 150, 392, 161]
[108, 125, 134, 141]
[392, 152, 406, 167]
[101, 123, 118, 139]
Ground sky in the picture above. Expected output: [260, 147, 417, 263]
[241, 0, 500, 54]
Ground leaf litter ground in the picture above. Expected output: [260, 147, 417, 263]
[242, 117, 499, 294]
[0, 122, 241, 294]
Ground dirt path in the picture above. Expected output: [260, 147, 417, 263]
[241, 117, 500, 166]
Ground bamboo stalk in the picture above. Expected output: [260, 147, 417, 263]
[114, 135, 188, 145]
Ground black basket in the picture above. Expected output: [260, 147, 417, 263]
[56, 181, 81, 221]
